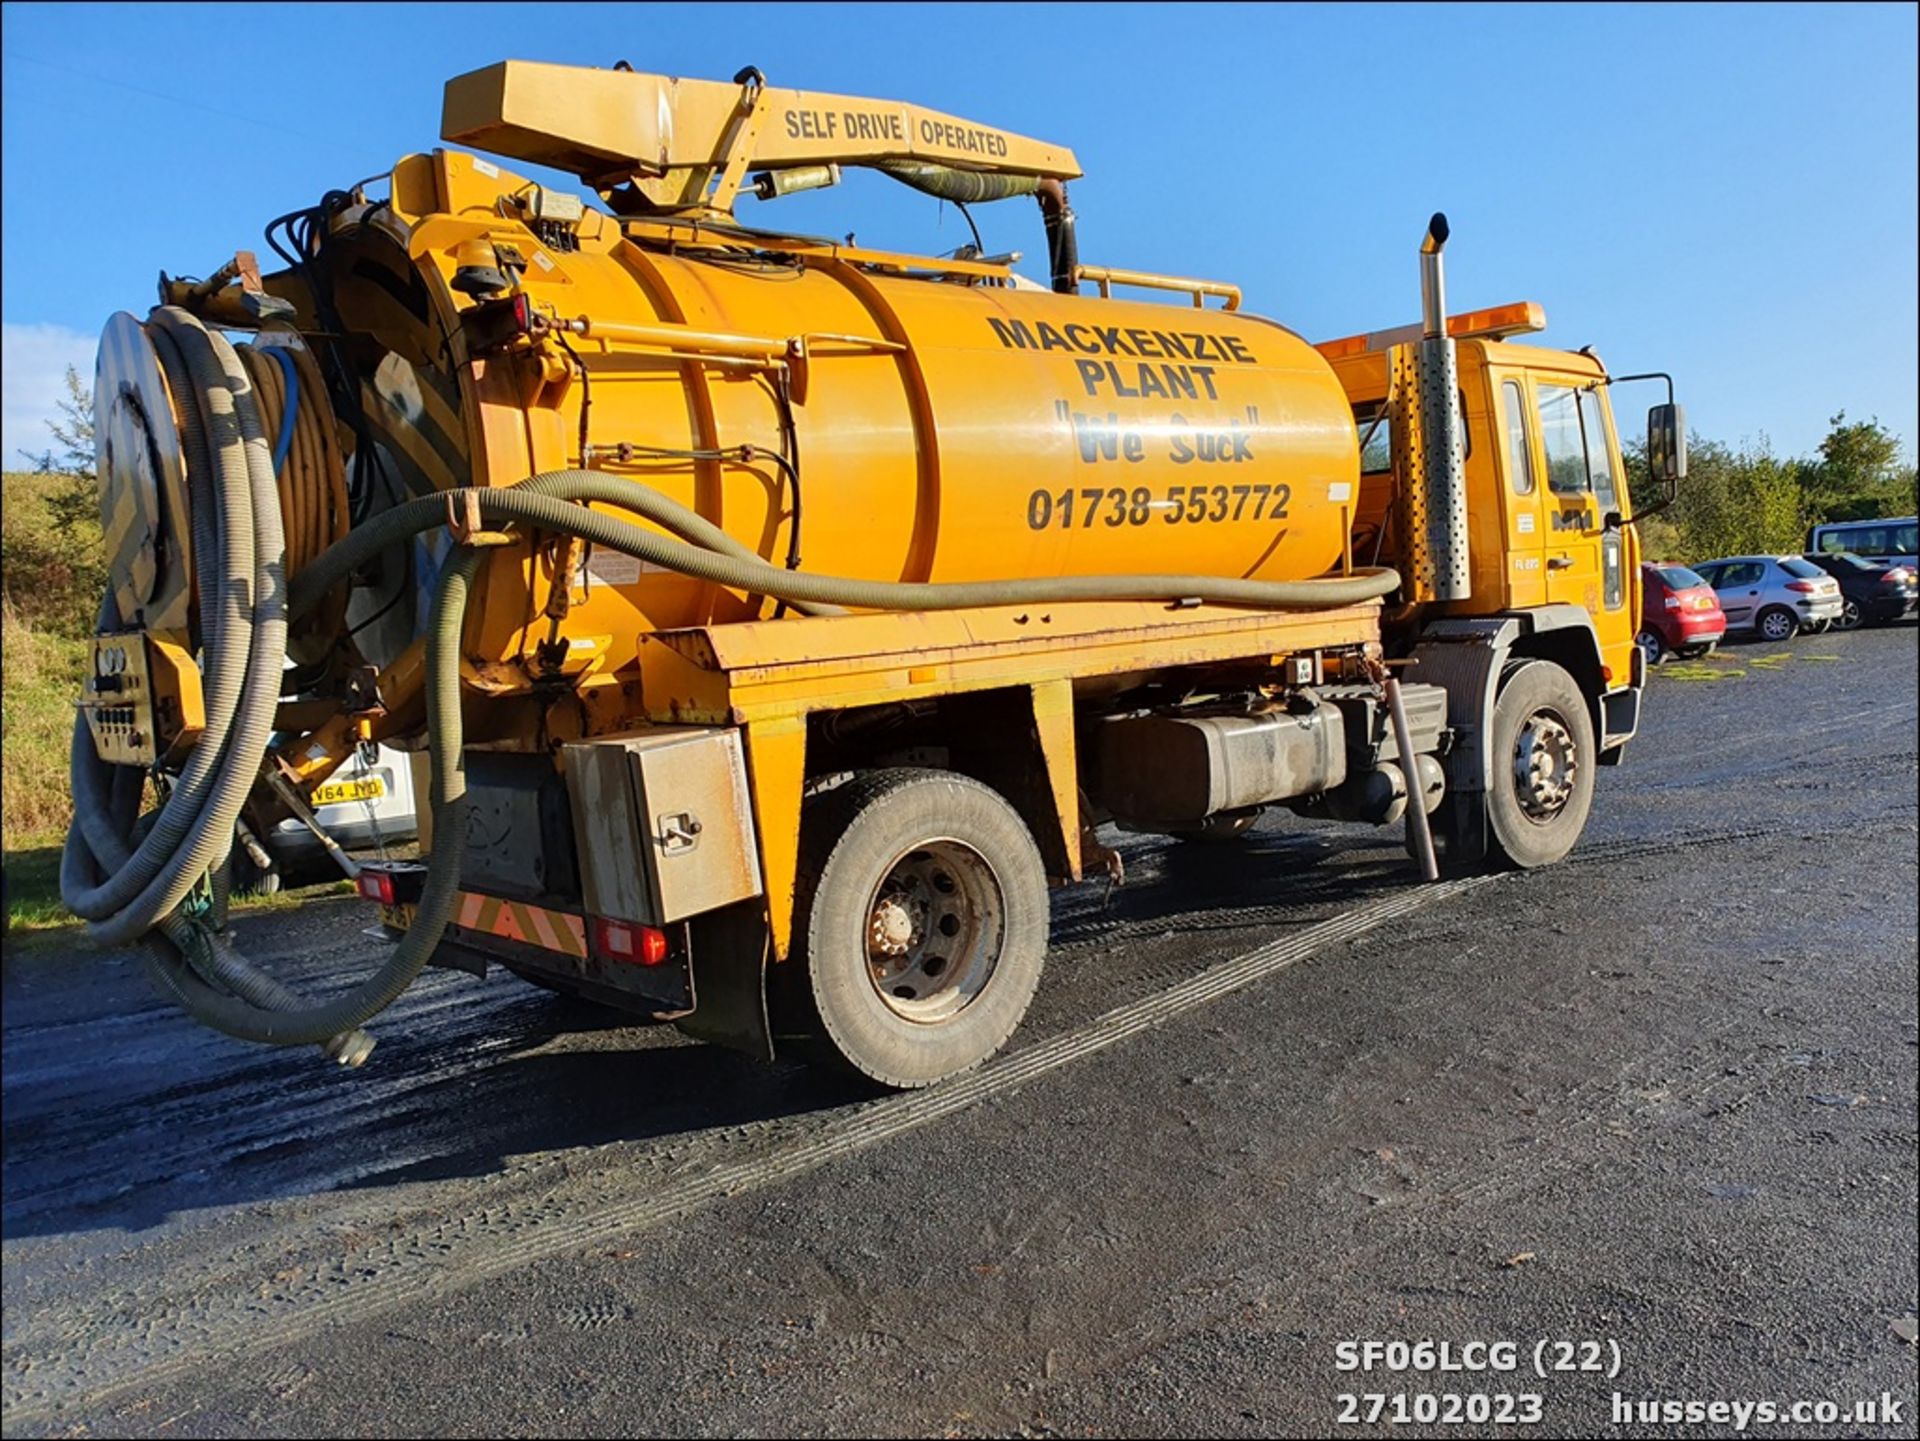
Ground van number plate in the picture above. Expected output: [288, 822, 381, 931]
[313, 775, 385, 806]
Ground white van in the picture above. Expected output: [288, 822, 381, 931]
[1807, 516, 1918, 568]
[235, 743, 420, 893]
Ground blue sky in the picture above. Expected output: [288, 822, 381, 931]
[3, 2, 1915, 468]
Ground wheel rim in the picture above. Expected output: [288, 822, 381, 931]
[1839, 600, 1862, 630]
[1512, 709, 1579, 824]
[864, 839, 1006, 1024]
[1761, 611, 1793, 640]
[1636, 630, 1661, 664]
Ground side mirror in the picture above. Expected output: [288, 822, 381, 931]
[1648, 402, 1687, 483]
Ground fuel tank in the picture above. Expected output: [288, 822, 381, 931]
[342, 150, 1362, 671]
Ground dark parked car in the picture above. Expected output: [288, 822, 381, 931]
[1799, 551, 1918, 630]
[1637, 562, 1726, 664]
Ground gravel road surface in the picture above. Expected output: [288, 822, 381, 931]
[4, 625, 1915, 1438]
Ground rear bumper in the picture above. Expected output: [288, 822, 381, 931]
[1672, 618, 1725, 644]
[377, 887, 693, 1016]
[1864, 594, 1917, 623]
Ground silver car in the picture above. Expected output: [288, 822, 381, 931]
[1691, 555, 1844, 641]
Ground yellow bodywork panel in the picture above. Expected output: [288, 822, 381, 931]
[638, 599, 1382, 957]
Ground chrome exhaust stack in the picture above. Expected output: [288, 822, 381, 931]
[1389, 212, 1471, 603]
[1420, 213, 1450, 339]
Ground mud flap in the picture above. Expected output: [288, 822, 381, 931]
[675, 899, 774, 1061]
[1431, 789, 1490, 873]
[1404, 617, 1517, 876]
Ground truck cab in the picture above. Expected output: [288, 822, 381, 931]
[1324, 307, 1640, 658]
[1320, 305, 1647, 761]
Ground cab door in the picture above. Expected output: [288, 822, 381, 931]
[1532, 378, 1625, 619]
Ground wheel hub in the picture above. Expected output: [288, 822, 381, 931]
[863, 841, 1005, 1023]
[1513, 710, 1578, 822]
[867, 892, 925, 957]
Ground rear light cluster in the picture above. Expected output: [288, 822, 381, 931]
[592, 916, 670, 966]
[356, 863, 426, 907]
[1784, 580, 1820, 594]
[1662, 595, 1681, 610]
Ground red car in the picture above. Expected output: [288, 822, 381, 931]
[1638, 562, 1727, 664]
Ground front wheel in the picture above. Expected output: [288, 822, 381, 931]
[1486, 660, 1596, 870]
[779, 769, 1049, 1089]
[1756, 606, 1798, 642]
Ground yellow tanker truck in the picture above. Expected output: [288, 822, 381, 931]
[65, 61, 1686, 1084]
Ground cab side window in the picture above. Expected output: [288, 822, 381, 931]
[1536, 385, 1589, 496]
[1353, 402, 1391, 475]
[1577, 388, 1619, 511]
[1502, 381, 1535, 496]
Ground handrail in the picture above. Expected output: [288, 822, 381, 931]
[1072, 263, 1241, 311]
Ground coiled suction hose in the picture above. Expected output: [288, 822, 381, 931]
[68, 316, 1401, 1057]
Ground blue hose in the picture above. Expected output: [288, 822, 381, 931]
[266, 346, 299, 474]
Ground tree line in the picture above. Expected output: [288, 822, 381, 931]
[1625, 411, 1916, 564]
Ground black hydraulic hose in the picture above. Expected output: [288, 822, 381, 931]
[292, 472, 1403, 620]
[1036, 178, 1079, 295]
[135, 546, 483, 1051]
[107, 453, 1399, 1050]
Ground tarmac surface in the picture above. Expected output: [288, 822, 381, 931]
[4, 624, 1916, 1438]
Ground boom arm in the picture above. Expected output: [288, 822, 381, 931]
[442, 61, 1082, 215]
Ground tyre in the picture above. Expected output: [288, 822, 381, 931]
[1634, 628, 1666, 667]
[780, 769, 1048, 1088]
[1756, 606, 1798, 642]
[1485, 660, 1596, 870]
[1836, 598, 1863, 631]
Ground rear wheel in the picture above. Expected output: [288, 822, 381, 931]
[779, 769, 1048, 1088]
[1757, 606, 1798, 642]
[1486, 660, 1595, 870]
[1635, 628, 1666, 667]
[1836, 597, 1863, 631]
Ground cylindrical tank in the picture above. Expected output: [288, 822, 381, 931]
[349, 152, 1362, 668]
